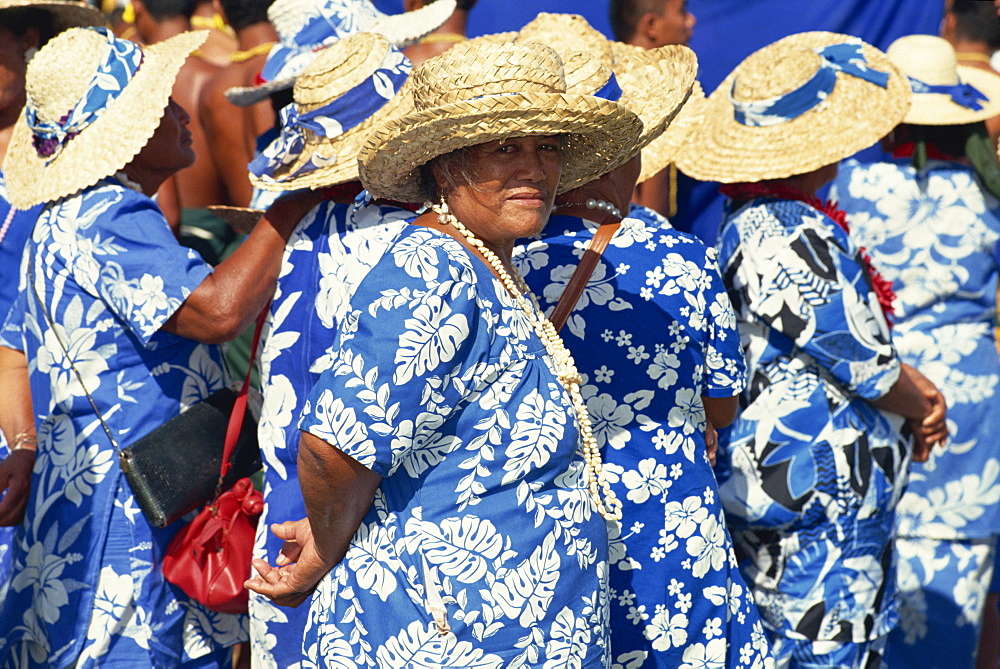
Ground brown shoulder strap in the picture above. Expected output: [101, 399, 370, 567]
[548, 220, 621, 333]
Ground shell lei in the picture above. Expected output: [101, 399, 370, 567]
[429, 199, 623, 522]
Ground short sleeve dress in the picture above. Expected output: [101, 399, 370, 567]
[298, 225, 611, 667]
[0, 178, 246, 668]
[250, 196, 412, 667]
[516, 207, 773, 668]
[714, 196, 909, 645]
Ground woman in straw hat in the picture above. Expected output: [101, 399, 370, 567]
[0, 26, 320, 667]
[234, 32, 419, 668]
[831, 34, 1000, 669]
[674, 31, 949, 667]
[246, 38, 642, 665]
[0, 0, 104, 606]
[511, 12, 773, 668]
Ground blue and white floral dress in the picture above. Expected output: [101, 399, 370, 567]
[834, 158, 1000, 667]
[0, 178, 246, 668]
[0, 171, 40, 601]
[297, 225, 611, 667]
[251, 196, 412, 668]
[515, 207, 773, 669]
[714, 196, 910, 655]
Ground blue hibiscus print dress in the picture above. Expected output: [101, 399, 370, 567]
[297, 225, 611, 667]
[0, 178, 246, 668]
[515, 207, 773, 669]
[834, 158, 1000, 667]
[714, 195, 911, 652]
[251, 196, 412, 668]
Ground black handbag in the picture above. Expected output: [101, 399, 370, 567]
[120, 386, 262, 528]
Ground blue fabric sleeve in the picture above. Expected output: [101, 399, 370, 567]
[701, 249, 746, 398]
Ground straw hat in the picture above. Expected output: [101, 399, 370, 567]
[517, 12, 614, 69]
[637, 81, 705, 183]
[357, 40, 643, 204]
[674, 31, 911, 183]
[225, 0, 455, 107]
[251, 32, 414, 191]
[0, 0, 105, 33]
[887, 34, 1000, 126]
[3, 27, 207, 209]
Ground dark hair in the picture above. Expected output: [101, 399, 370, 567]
[418, 147, 478, 202]
[609, 0, 662, 43]
[141, 0, 196, 21]
[950, 0, 1000, 50]
[218, 0, 274, 31]
[0, 7, 57, 45]
[424, 0, 475, 12]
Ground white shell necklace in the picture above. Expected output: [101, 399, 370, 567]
[429, 198, 622, 521]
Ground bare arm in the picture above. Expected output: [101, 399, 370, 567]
[703, 394, 737, 430]
[160, 190, 323, 343]
[198, 76, 255, 207]
[0, 346, 36, 525]
[867, 362, 947, 462]
[245, 430, 381, 607]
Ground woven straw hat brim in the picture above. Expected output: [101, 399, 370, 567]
[358, 92, 643, 203]
[3, 30, 208, 209]
[0, 0, 105, 31]
[225, 0, 454, 107]
[207, 205, 264, 234]
[674, 32, 910, 183]
[252, 84, 415, 191]
[905, 64, 1000, 125]
[638, 81, 704, 183]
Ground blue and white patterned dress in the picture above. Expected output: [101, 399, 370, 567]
[714, 196, 910, 651]
[515, 207, 773, 669]
[297, 225, 611, 667]
[0, 178, 246, 668]
[251, 196, 412, 668]
[834, 158, 1000, 667]
[0, 171, 39, 601]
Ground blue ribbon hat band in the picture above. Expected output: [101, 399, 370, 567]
[250, 46, 411, 182]
[731, 42, 890, 127]
[907, 76, 989, 111]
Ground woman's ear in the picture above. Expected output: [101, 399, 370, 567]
[20, 26, 41, 58]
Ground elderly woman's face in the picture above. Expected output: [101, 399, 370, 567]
[0, 26, 31, 123]
[434, 135, 562, 248]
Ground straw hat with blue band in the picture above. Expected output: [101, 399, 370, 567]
[886, 34, 1000, 126]
[675, 31, 911, 184]
[250, 32, 415, 191]
[3, 26, 207, 209]
[357, 40, 644, 204]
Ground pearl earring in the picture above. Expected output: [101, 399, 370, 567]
[24, 47, 38, 64]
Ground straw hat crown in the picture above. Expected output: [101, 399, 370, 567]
[294, 31, 390, 109]
[886, 34, 1000, 126]
[731, 48, 828, 105]
[517, 12, 613, 68]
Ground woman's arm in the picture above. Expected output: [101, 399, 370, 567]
[866, 362, 947, 462]
[245, 431, 381, 607]
[0, 346, 36, 525]
[160, 190, 323, 343]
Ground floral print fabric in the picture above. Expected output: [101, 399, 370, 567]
[251, 197, 412, 668]
[297, 225, 610, 667]
[0, 179, 245, 667]
[714, 196, 909, 644]
[514, 207, 773, 668]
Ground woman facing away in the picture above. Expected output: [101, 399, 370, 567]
[675, 31, 948, 669]
[832, 34, 1000, 669]
[245, 39, 644, 666]
[0, 26, 318, 668]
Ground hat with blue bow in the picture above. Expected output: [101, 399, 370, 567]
[3, 26, 206, 209]
[887, 34, 1000, 126]
[675, 31, 911, 183]
[225, 0, 455, 107]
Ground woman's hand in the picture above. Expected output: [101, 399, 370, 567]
[0, 449, 35, 526]
[907, 366, 948, 463]
[705, 419, 717, 466]
[245, 518, 332, 608]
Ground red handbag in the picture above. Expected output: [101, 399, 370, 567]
[162, 308, 267, 614]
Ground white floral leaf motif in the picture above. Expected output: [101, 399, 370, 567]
[394, 298, 468, 386]
[491, 532, 560, 627]
[503, 389, 564, 484]
[307, 389, 375, 467]
[376, 620, 504, 668]
[345, 523, 400, 602]
[409, 516, 504, 583]
[541, 606, 591, 668]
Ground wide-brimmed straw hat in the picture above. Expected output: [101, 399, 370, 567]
[3, 27, 206, 209]
[225, 0, 454, 107]
[0, 0, 105, 32]
[250, 32, 413, 191]
[887, 34, 1000, 126]
[675, 31, 911, 183]
[513, 13, 697, 188]
[357, 40, 643, 204]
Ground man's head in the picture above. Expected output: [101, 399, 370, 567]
[216, 0, 274, 31]
[944, 0, 1000, 51]
[609, 0, 694, 48]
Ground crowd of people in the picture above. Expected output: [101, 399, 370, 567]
[0, 0, 998, 668]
